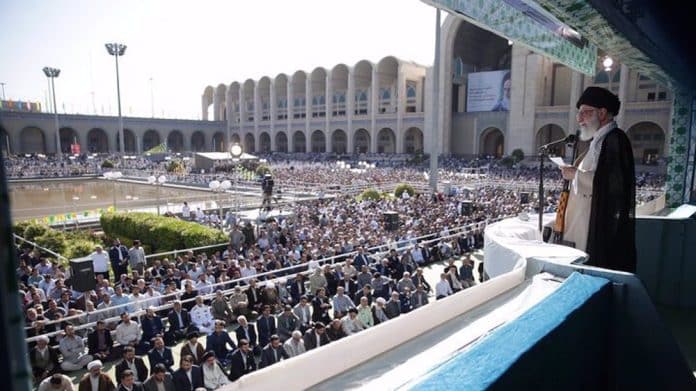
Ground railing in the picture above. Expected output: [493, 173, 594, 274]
[14, 234, 69, 263]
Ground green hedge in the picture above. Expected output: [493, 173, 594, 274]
[358, 188, 382, 201]
[100, 212, 227, 254]
[13, 221, 102, 262]
[394, 183, 416, 199]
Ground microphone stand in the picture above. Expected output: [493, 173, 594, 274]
[538, 146, 546, 233]
[536, 134, 576, 234]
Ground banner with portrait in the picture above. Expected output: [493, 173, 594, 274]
[466, 70, 511, 112]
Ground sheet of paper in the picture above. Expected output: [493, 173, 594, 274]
[549, 156, 570, 168]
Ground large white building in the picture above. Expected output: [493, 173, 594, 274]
[204, 15, 671, 163]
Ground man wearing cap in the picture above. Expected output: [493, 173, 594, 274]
[200, 351, 230, 389]
[560, 86, 636, 272]
[78, 360, 115, 391]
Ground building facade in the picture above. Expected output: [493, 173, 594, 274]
[0, 16, 671, 162]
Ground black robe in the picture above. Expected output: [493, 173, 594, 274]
[586, 127, 636, 272]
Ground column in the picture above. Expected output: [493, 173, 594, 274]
[325, 71, 332, 153]
[270, 80, 277, 152]
[616, 64, 630, 129]
[305, 77, 311, 152]
[347, 69, 355, 154]
[370, 67, 379, 153]
[568, 70, 584, 134]
[396, 65, 406, 153]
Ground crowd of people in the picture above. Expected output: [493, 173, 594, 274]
[8, 150, 670, 390]
[19, 190, 489, 390]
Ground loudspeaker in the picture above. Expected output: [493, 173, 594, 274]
[69, 258, 96, 292]
[520, 192, 530, 204]
[461, 201, 474, 216]
[383, 211, 399, 231]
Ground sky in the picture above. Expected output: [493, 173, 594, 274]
[0, 0, 437, 120]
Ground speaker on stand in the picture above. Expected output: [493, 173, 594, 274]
[383, 211, 400, 231]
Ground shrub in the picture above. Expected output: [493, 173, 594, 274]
[23, 222, 49, 242]
[358, 188, 382, 201]
[100, 212, 227, 254]
[500, 156, 515, 168]
[34, 230, 67, 255]
[511, 148, 525, 163]
[255, 163, 271, 177]
[101, 160, 115, 169]
[64, 239, 97, 259]
[166, 160, 186, 175]
[394, 183, 416, 199]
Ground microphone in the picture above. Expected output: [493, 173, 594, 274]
[538, 133, 577, 151]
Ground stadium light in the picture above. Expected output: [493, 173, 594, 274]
[105, 43, 127, 155]
[42, 66, 62, 157]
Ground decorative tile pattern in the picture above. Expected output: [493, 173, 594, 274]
[665, 92, 692, 207]
[424, 0, 597, 74]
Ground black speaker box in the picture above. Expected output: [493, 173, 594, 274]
[70, 258, 96, 292]
[383, 211, 399, 231]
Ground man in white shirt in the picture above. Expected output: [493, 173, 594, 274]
[341, 308, 366, 335]
[90, 246, 109, 280]
[181, 201, 191, 220]
[435, 273, 453, 300]
[115, 313, 142, 352]
[190, 296, 214, 334]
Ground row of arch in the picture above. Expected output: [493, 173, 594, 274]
[204, 55, 424, 121]
[230, 127, 424, 154]
[9, 126, 425, 155]
[479, 122, 667, 159]
[13, 127, 225, 154]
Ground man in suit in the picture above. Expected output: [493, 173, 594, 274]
[88, 320, 115, 361]
[287, 274, 306, 304]
[205, 320, 236, 366]
[118, 369, 144, 391]
[78, 360, 115, 391]
[109, 239, 130, 283]
[115, 346, 148, 384]
[303, 322, 330, 351]
[234, 315, 258, 353]
[276, 304, 299, 342]
[259, 334, 289, 368]
[147, 337, 174, 374]
[179, 331, 206, 365]
[172, 355, 203, 391]
[256, 305, 277, 348]
[228, 339, 256, 382]
[143, 364, 175, 391]
[166, 301, 192, 345]
[141, 307, 166, 344]
[292, 296, 312, 333]
[352, 247, 371, 271]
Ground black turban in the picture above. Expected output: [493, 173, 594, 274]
[576, 86, 621, 116]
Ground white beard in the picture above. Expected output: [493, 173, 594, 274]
[579, 114, 600, 141]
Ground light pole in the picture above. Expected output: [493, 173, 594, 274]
[230, 143, 243, 218]
[148, 174, 166, 215]
[0, 82, 5, 100]
[208, 180, 231, 230]
[43, 67, 62, 157]
[105, 43, 127, 155]
[72, 196, 80, 229]
[104, 171, 123, 211]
